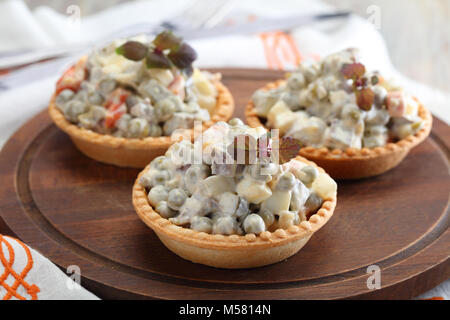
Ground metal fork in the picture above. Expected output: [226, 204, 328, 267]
[162, 0, 236, 30]
[0, 0, 236, 70]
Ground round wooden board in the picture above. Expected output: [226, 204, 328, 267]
[0, 69, 449, 300]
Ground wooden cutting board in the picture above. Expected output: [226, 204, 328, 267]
[0, 69, 448, 300]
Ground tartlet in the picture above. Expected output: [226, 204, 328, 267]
[133, 156, 336, 269]
[245, 49, 432, 179]
[245, 81, 432, 179]
[132, 121, 337, 269]
[49, 78, 234, 168]
[49, 32, 234, 168]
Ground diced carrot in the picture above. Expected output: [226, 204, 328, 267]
[55, 58, 87, 95]
[104, 103, 126, 128]
[168, 75, 185, 100]
[103, 88, 130, 128]
[104, 88, 130, 110]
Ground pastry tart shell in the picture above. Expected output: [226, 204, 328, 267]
[49, 81, 234, 168]
[245, 81, 433, 179]
[132, 156, 337, 269]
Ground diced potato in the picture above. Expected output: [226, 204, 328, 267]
[197, 94, 216, 114]
[391, 121, 423, 140]
[192, 69, 218, 114]
[329, 90, 349, 108]
[267, 101, 294, 133]
[193, 69, 216, 97]
[286, 116, 327, 146]
[253, 126, 269, 138]
[170, 197, 204, 225]
[404, 96, 419, 118]
[386, 91, 406, 117]
[146, 69, 174, 87]
[307, 100, 334, 119]
[217, 192, 239, 216]
[252, 89, 279, 117]
[283, 159, 308, 175]
[98, 53, 138, 78]
[363, 133, 388, 148]
[261, 190, 292, 214]
[323, 124, 362, 150]
[267, 100, 291, 118]
[269, 113, 297, 135]
[311, 173, 337, 200]
[236, 177, 272, 204]
[199, 176, 235, 198]
[290, 181, 310, 211]
[278, 211, 295, 229]
[365, 107, 390, 126]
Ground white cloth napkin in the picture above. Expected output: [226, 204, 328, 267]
[0, 235, 98, 300]
[0, 0, 448, 300]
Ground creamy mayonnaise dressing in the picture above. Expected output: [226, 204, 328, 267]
[55, 36, 218, 138]
[252, 48, 424, 150]
[139, 121, 337, 235]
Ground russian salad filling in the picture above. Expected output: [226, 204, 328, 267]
[252, 48, 424, 150]
[54, 32, 218, 138]
[139, 120, 337, 236]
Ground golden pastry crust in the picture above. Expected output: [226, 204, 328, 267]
[49, 81, 234, 168]
[245, 81, 433, 179]
[132, 156, 337, 269]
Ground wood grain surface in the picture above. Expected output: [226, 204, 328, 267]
[0, 69, 448, 300]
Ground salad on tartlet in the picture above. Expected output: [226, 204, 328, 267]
[246, 48, 432, 179]
[133, 120, 337, 268]
[49, 31, 234, 167]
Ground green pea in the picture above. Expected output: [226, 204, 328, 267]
[287, 72, 306, 90]
[88, 91, 104, 105]
[148, 124, 162, 137]
[55, 89, 75, 110]
[64, 100, 88, 123]
[98, 79, 116, 95]
[148, 185, 169, 207]
[299, 166, 318, 187]
[150, 156, 170, 170]
[150, 170, 171, 187]
[167, 188, 187, 210]
[156, 201, 176, 219]
[190, 216, 213, 233]
[212, 216, 236, 235]
[127, 118, 150, 138]
[276, 172, 296, 190]
[243, 214, 266, 235]
[259, 209, 275, 228]
[304, 192, 322, 215]
[155, 99, 176, 122]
